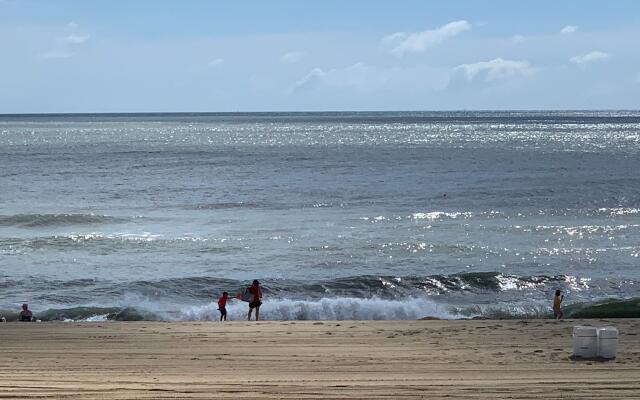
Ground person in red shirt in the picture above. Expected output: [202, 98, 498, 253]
[247, 280, 263, 321]
[217, 292, 230, 321]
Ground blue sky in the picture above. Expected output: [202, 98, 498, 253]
[1, 0, 639, 112]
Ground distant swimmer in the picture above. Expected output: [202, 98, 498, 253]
[246, 280, 263, 321]
[217, 291, 230, 321]
[19, 303, 34, 322]
[553, 290, 564, 319]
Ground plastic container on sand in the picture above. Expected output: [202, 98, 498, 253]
[572, 326, 598, 358]
[597, 327, 618, 359]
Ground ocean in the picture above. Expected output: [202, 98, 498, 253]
[1, 111, 639, 321]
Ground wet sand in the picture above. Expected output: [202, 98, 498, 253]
[1, 319, 639, 399]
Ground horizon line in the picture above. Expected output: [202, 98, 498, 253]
[1, 108, 639, 117]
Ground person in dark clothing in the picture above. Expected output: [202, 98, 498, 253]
[20, 304, 34, 322]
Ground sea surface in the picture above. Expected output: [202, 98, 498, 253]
[1, 111, 639, 321]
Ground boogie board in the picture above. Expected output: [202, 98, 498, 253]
[239, 288, 255, 303]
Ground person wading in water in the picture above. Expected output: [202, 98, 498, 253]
[247, 280, 263, 321]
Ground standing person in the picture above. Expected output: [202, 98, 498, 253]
[19, 304, 33, 322]
[217, 292, 230, 322]
[553, 290, 564, 319]
[247, 280, 263, 321]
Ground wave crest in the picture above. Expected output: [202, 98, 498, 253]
[3, 296, 637, 322]
[0, 213, 129, 227]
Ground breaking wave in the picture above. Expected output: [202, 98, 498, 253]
[1, 271, 633, 322]
[2, 296, 637, 322]
[0, 297, 451, 322]
[0, 233, 241, 255]
[0, 272, 607, 303]
[180, 297, 452, 321]
[0, 213, 132, 228]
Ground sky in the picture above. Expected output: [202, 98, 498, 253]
[1, 0, 639, 112]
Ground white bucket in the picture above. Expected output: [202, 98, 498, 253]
[572, 326, 598, 358]
[597, 327, 618, 359]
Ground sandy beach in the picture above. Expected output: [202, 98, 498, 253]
[0, 319, 638, 399]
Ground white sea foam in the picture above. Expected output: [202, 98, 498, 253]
[496, 274, 540, 291]
[564, 275, 591, 291]
[597, 207, 640, 216]
[176, 297, 452, 321]
[361, 211, 473, 222]
[68, 232, 212, 242]
[84, 314, 110, 322]
[411, 211, 472, 220]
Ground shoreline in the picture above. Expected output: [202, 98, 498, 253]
[1, 319, 638, 398]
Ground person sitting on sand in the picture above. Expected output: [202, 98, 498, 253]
[553, 290, 564, 319]
[19, 303, 34, 322]
[247, 280, 263, 321]
[217, 291, 230, 321]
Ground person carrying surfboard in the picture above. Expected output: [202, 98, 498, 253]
[246, 280, 263, 321]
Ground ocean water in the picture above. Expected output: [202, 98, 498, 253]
[1, 111, 639, 321]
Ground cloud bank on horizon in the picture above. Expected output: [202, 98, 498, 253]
[0, 0, 638, 112]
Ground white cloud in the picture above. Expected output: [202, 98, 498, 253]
[295, 67, 326, 90]
[65, 34, 89, 44]
[208, 58, 224, 67]
[293, 62, 449, 94]
[382, 20, 471, 56]
[560, 25, 579, 34]
[570, 51, 610, 66]
[41, 29, 88, 60]
[295, 63, 393, 92]
[187, 58, 224, 72]
[511, 35, 525, 44]
[281, 51, 304, 64]
[40, 50, 74, 59]
[454, 58, 536, 82]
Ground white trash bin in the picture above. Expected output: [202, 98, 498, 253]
[597, 327, 618, 359]
[573, 326, 598, 358]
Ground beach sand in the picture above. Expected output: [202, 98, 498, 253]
[1, 319, 639, 399]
